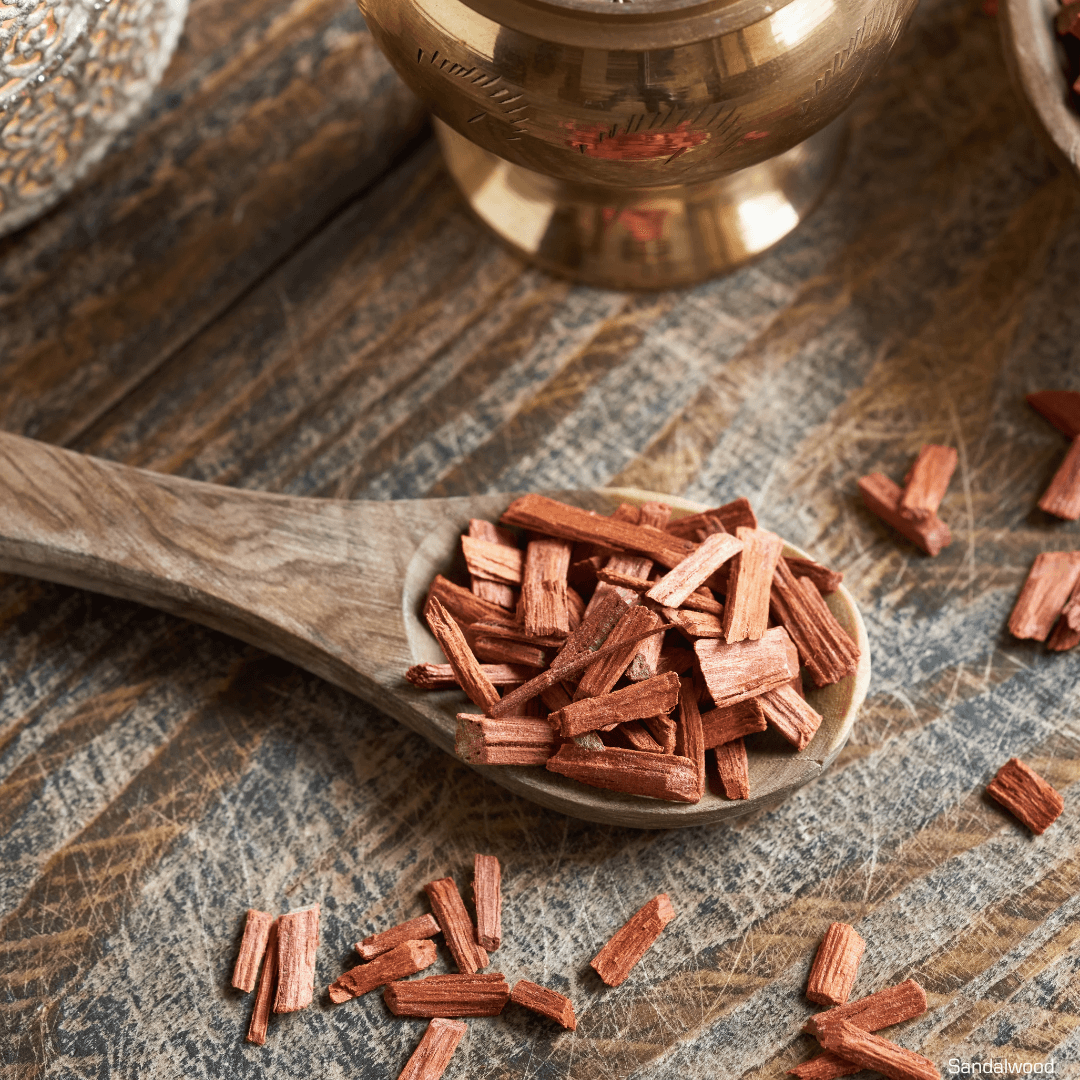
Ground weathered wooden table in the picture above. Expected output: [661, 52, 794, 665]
[2, 0, 1079, 1071]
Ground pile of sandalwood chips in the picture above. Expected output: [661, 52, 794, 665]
[407, 493, 860, 803]
[231, 856, 676, 1078]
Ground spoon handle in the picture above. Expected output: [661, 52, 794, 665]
[0, 430, 414, 702]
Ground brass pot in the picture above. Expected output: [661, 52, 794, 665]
[358, 0, 916, 287]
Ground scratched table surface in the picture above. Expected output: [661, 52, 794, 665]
[2, 0, 1080, 1071]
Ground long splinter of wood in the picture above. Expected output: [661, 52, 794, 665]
[425, 596, 501, 713]
[406, 662, 533, 690]
[232, 909, 274, 993]
[246, 920, 279, 1045]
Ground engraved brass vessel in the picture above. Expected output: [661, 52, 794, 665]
[357, 0, 916, 287]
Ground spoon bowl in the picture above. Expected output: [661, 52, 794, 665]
[0, 433, 870, 828]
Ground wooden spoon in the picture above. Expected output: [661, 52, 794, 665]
[0, 431, 870, 828]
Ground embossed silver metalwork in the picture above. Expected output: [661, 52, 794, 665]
[358, 0, 918, 286]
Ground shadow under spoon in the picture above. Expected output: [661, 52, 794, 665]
[0, 431, 870, 828]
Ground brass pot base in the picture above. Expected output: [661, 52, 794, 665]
[435, 115, 849, 290]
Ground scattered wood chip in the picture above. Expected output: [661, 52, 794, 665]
[396, 1018, 468, 1080]
[1038, 436, 1080, 520]
[899, 445, 957, 521]
[858, 472, 952, 557]
[474, 854, 502, 952]
[805, 922, 865, 1006]
[546, 744, 700, 802]
[700, 698, 767, 749]
[646, 531, 743, 609]
[329, 939, 438, 1003]
[771, 560, 860, 688]
[803, 979, 928, 1036]
[522, 539, 572, 637]
[1007, 551, 1080, 641]
[232, 909, 274, 993]
[1028, 389, 1080, 439]
[501, 494, 694, 569]
[274, 904, 320, 1014]
[510, 979, 577, 1029]
[551, 672, 681, 738]
[986, 757, 1064, 834]
[424, 877, 488, 974]
[590, 894, 676, 987]
[575, 606, 663, 699]
[710, 739, 750, 799]
[357, 914, 442, 961]
[694, 626, 798, 709]
[384, 973, 511, 1017]
[759, 683, 823, 751]
[246, 920, 279, 1045]
[664, 497, 757, 538]
[815, 1019, 941, 1080]
[425, 597, 501, 713]
[722, 527, 785, 642]
[406, 662, 533, 690]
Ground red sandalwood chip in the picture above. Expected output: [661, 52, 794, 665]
[396, 1018, 468, 1080]
[805, 922, 865, 1006]
[510, 979, 577, 1029]
[986, 757, 1064, 834]
[590, 894, 676, 987]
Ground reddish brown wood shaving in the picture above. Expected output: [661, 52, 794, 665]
[899, 444, 957, 521]
[759, 683, 823, 751]
[694, 626, 798, 709]
[858, 473, 952, 556]
[246, 920, 278, 1045]
[455, 714, 557, 765]
[676, 675, 706, 797]
[501, 494, 695, 569]
[626, 624, 665, 681]
[522, 538, 572, 636]
[396, 1018, 468, 1080]
[510, 979, 577, 1029]
[665, 498, 758, 538]
[462, 534, 524, 585]
[663, 607, 727, 638]
[804, 979, 928, 1036]
[771, 560, 860, 687]
[490, 619, 669, 717]
[642, 713, 677, 754]
[384, 973, 510, 1017]
[611, 719, 664, 753]
[788, 1050, 863, 1079]
[711, 739, 750, 799]
[427, 574, 515, 628]
[1007, 551, 1080, 641]
[723, 527, 785, 642]
[551, 672, 680, 737]
[699, 698, 767, 749]
[986, 757, 1064, 834]
[595, 567, 651, 592]
[232, 908, 274, 993]
[329, 939, 438, 1003]
[590, 894, 676, 987]
[406, 662, 533, 690]
[646, 531, 743, 608]
[472, 635, 548, 669]
[474, 854, 502, 951]
[273, 904, 319, 1013]
[816, 1019, 940, 1080]
[424, 877, 488, 974]
[467, 519, 517, 608]
[575, 606, 663, 699]
[806, 922, 865, 1006]
[1028, 390, 1080, 439]
[546, 744, 700, 802]
[785, 555, 843, 595]
[1038, 437, 1080, 520]
[357, 914, 442, 961]
[425, 597, 501, 714]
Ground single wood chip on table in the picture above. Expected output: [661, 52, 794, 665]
[397, 1018, 468, 1080]
[384, 973, 511, 1017]
[591, 893, 676, 987]
[510, 979, 577, 1029]
[474, 854, 502, 951]
[232, 908, 273, 993]
[274, 904, 320, 1013]
[357, 914, 441, 961]
[805, 922, 865, 1006]
[986, 757, 1064, 834]
[247, 920, 279, 1045]
[329, 939, 437, 1003]
[899, 444, 957, 521]
[858, 472, 952, 556]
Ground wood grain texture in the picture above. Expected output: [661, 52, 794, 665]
[2, 0, 1080, 1073]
